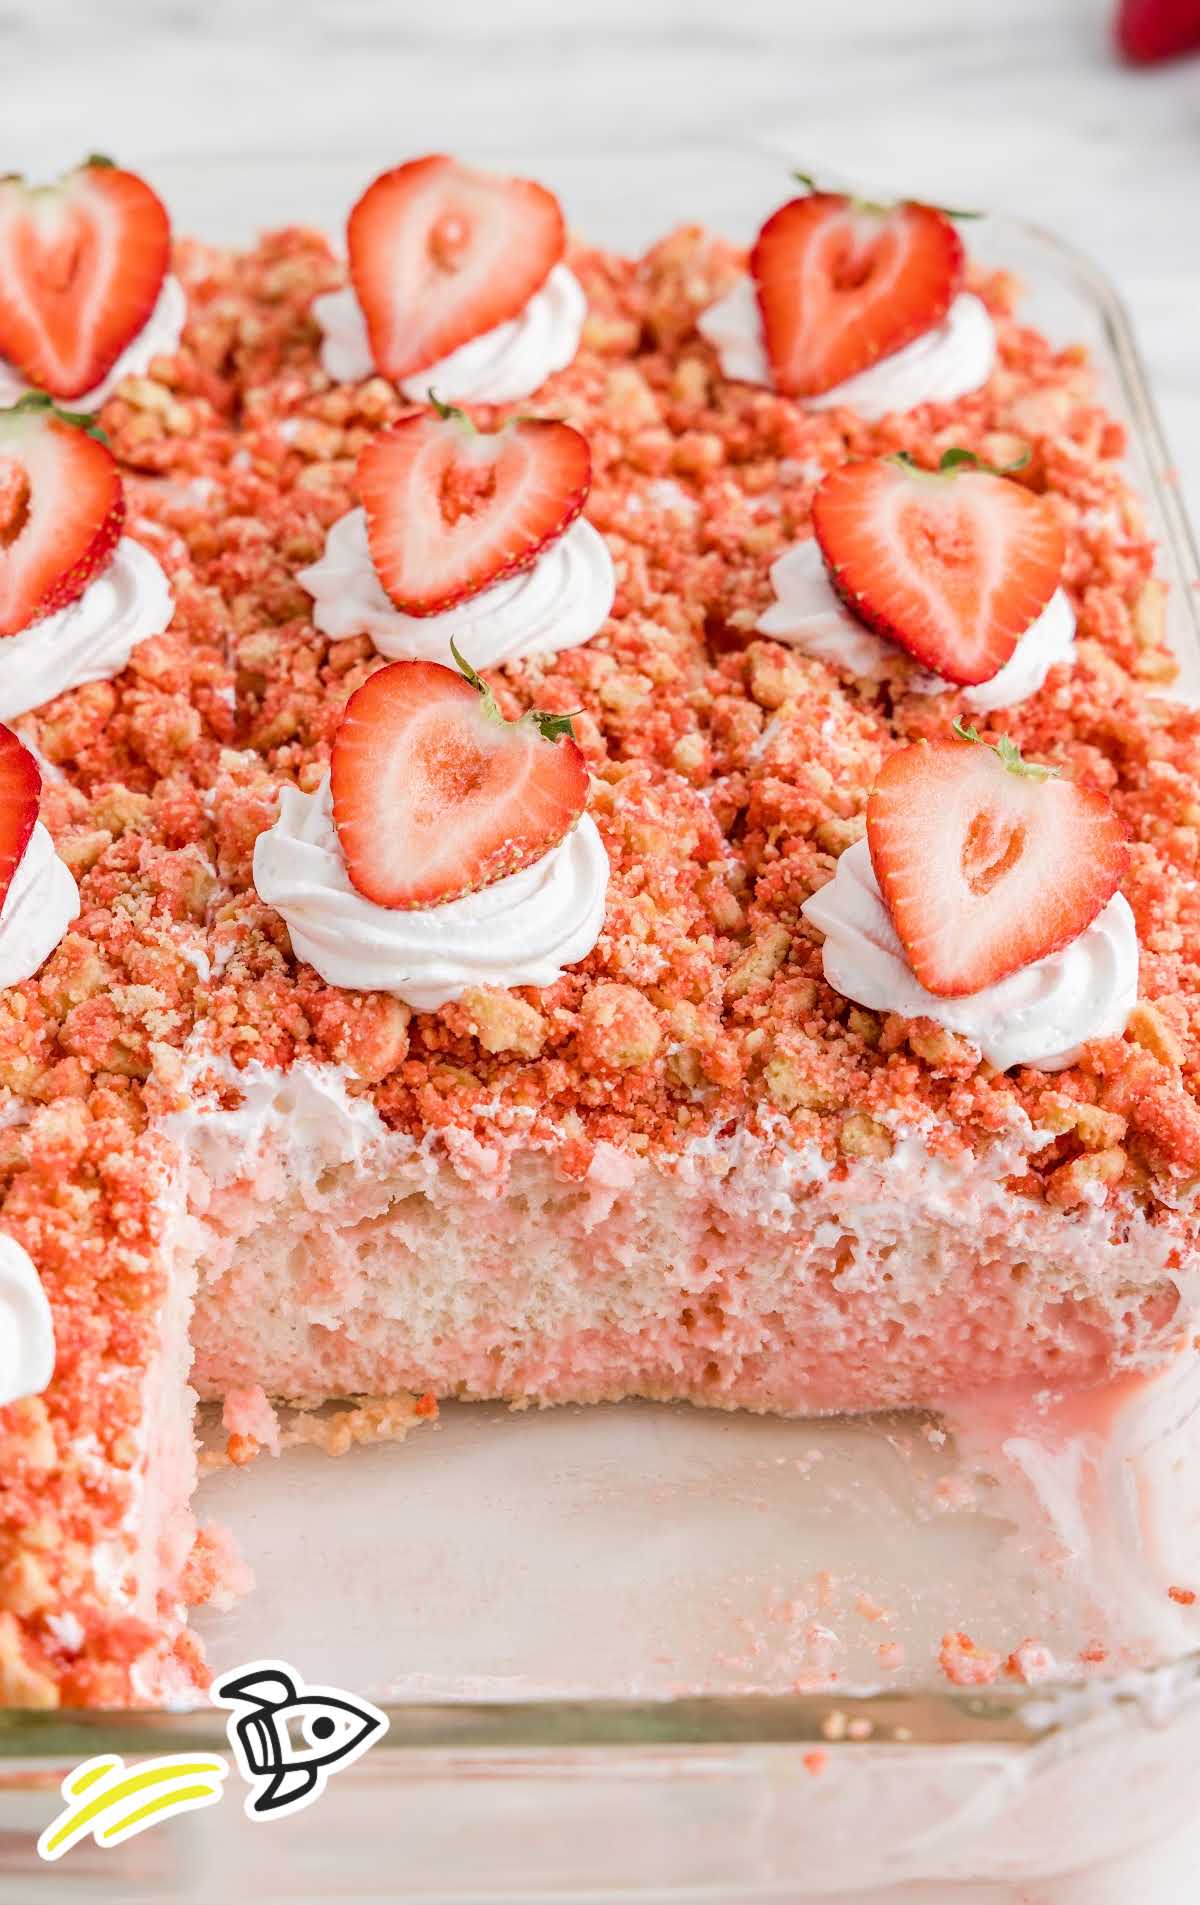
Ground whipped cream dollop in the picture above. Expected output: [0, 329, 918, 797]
[697, 278, 997, 417]
[802, 838, 1137, 1072]
[0, 276, 187, 411]
[313, 263, 586, 404]
[757, 539, 1075, 712]
[0, 1232, 55, 1406]
[299, 507, 615, 668]
[253, 774, 608, 1012]
[0, 824, 80, 988]
[0, 539, 174, 722]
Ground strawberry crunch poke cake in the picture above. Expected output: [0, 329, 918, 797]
[0, 151, 1193, 1708]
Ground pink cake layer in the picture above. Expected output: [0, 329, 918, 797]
[177, 1066, 1187, 1416]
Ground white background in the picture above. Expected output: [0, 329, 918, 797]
[8, 0, 1199, 524]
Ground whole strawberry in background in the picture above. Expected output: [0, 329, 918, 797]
[1116, 0, 1200, 60]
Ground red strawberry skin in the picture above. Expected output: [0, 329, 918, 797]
[0, 723, 41, 915]
[867, 738, 1128, 997]
[331, 658, 589, 909]
[751, 194, 963, 399]
[0, 159, 170, 401]
[1116, 0, 1200, 60]
[812, 458, 1065, 686]
[348, 155, 565, 381]
[358, 410, 590, 617]
[0, 400, 125, 638]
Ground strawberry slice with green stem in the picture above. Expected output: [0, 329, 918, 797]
[750, 177, 966, 399]
[348, 155, 565, 381]
[0, 723, 41, 914]
[357, 395, 591, 617]
[0, 393, 125, 638]
[866, 722, 1128, 998]
[0, 156, 170, 402]
[331, 640, 589, 910]
[812, 450, 1066, 686]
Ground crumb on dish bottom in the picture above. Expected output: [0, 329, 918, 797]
[204, 1385, 438, 1470]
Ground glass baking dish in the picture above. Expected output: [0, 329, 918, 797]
[2, 142, 1199, 1905]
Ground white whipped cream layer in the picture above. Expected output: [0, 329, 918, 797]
[757, 539, 1075, 711]
[299, 507, 614, 667]
[0, 1231, 55, 1405]
[0, 823, 80, 987]
[0, 276, 187, 410]
[0, 538, 174, 722]
[802, 837, 1137, 1072]
[758, 539, 900, 680]
[253, 773, 608, 1012]
[312, 263, 586, 404]
[697, 277, 996, 418]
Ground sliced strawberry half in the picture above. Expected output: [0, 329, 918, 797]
[750, 189, 964, 399]
[348, 155, 565, 381]
[0, 394, 124, 638]
[358, 401, 590, 616]
[331, 645, 589, 909]
[866, 726, 1128, 998]
[0, 723, 41, 914]
[0, 157, 170, 401]
[812, 452, 1065, 686]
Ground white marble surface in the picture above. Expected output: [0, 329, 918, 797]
[8, 0, 1199, 531]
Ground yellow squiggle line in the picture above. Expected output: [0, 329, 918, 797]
[67, 1757, 119, 1796]
[43, 1759, 227, 1855]
[98, 1782, 221, 1842]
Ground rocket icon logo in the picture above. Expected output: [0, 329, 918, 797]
[212, 1659, 388, 1819]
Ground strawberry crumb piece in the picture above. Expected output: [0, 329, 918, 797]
[182, 1522, 255, 1611]
[1003, 1640, 1058, 1684]
[938, 1631, 1002, 1687]
[222, 1384, 282, 1458]
[1168, 1586, 1197, 1606]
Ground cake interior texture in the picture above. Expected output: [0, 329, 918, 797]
[180, 1062, 1185, 1418]
[0, 208, 1198, 1708]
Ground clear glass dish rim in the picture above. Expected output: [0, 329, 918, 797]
[3, 144, 1197, 1769]
[2, 1665, 1200, 1768]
